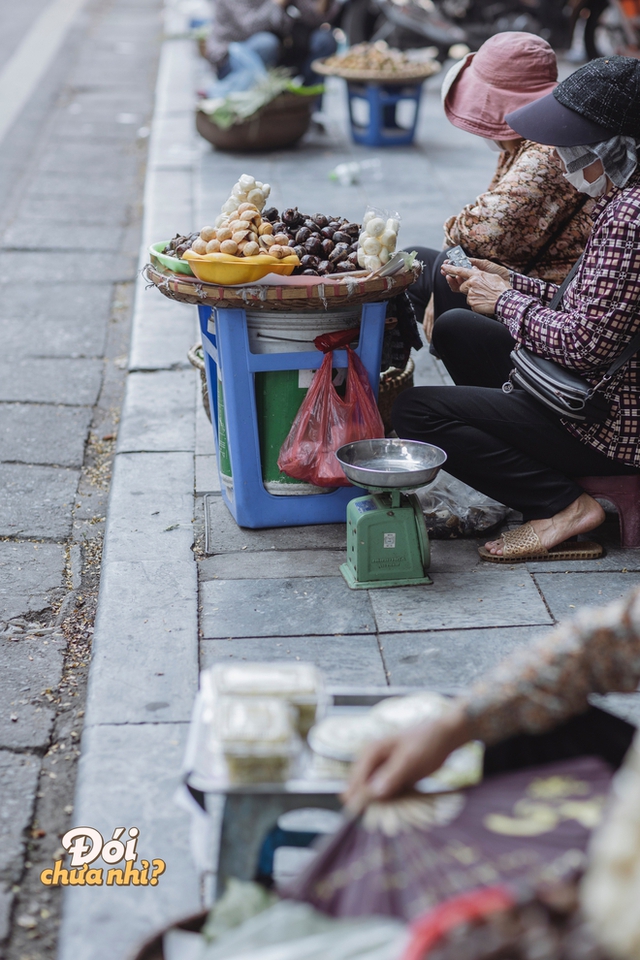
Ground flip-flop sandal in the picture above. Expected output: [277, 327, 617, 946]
[478, 522, 604, 564]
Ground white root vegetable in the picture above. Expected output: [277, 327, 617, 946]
[191, 238, 208, 255]
[364, 254, 382, 271]
[365, 217, 386, 237]
[362, 237, 381, 256]
[220, 239, 239, 255]
[380, 229, 397, 250]
[206, 239, 221, 253]
[200, 226, 217, 242]
[243, 241, 260, 257]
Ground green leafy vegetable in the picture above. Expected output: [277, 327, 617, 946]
[198, 69, 323, 129]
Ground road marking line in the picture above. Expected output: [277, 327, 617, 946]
[0, 0, 88, 145]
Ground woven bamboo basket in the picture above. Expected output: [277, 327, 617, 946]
[312, 57, 440, 85]
[144, 262, 421, 313]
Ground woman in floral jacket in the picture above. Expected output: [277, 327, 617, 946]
[409, 32, 592, 340]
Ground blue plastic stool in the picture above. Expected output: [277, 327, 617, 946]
[346, 81, 423, 146]
[198, 301, 387, 529]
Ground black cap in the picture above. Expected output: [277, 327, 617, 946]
[506, 56, 640, 146]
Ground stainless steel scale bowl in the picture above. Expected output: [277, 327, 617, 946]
[336, 439, 447, 589]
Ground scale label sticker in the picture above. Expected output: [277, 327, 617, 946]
[383, 532, 396, 549]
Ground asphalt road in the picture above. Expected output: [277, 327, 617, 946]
[0, 0, 162, 955]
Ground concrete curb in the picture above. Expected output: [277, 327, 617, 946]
[58, 25, 203, 960]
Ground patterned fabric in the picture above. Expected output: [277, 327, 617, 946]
[461, 586, 640, 745]
[496, 174, 640, 468]
[443, 141, 592, 284]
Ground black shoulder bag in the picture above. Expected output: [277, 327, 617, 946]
[503, 256, 640, 423]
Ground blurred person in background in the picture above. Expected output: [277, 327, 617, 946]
[407, 32, 592, 342]
[205, 0, 339, 95]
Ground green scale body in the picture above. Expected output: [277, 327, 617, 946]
[341, 489, 433, 589]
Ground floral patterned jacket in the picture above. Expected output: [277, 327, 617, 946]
[443, 141, 592, 284]
[462, 586, 640, 744]
[495, 174, 640, 468]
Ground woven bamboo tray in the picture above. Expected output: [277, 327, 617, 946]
[312, 57, 440, 84]
[144, 261, 421, 312]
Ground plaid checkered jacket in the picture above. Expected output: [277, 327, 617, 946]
[497, 174, 640, 468]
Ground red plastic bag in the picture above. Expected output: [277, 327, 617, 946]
[277, 341, 385, 487]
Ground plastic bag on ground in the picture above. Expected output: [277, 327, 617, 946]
[277, 343, 384, 488]
[165, 900, 408, 960]
[415, 471, 509, 539]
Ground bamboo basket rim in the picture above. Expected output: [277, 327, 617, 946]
[144, 262, 421, 312]
[311, 57, 440, 84]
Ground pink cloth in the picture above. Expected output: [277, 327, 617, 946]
[443, 31, 558, 140]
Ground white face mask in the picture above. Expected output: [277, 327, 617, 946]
[483, 138, 503, 153]
[563, 167, 609, 197]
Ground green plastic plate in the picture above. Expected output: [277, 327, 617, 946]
[149, 241, 194, 276]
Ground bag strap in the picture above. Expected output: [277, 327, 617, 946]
[544, 254, 640, 392]
[548, 255, 583, 310]
[522, 195, 589, 277]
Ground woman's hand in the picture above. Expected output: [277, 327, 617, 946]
[441, 261, 511, 316]
[342, 705, 473, 812]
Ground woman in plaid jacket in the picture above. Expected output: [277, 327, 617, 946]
[393, 56, 640, 565]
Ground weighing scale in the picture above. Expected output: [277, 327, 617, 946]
[336, 438, 447, 590]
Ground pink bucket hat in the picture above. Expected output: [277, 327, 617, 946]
[442, 32, 558, 140]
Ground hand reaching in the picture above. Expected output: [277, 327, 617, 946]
[342, 706, 473, 812]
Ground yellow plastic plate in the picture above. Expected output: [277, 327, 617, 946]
[182, 250, 299, 285]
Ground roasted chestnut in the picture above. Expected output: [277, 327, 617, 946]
[321, 238, 335, 256]
[343, 222, 360, 237]
[317, 260, 331, 274]
[329, 221, 342, 231]
[300, 254, 320, 269]
[272, 221, 286, 234]
[262, 207, 279, 222]
[302, 269, 318, 276]
[320, 226, 334, 240]
[283, 207, 303, 226]
[303, 219, 321, 234]
[295, 226, 311, 244]
[293, 245, 306, 259]
[336, 260, 353, 272]
[347, 250, 359, 264]
[329, 242, 350, 262]
[312, 214, 329, 229]
[305, 236, 324, 257]
[332, 230, 351, 245]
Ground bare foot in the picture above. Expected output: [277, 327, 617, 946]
[484, 493, 605, 556]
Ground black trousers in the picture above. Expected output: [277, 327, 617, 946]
[391, 309, 637, 520]
[406, 246, 468, 321]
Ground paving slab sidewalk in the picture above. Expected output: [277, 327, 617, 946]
[59, 19, 640, 960]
